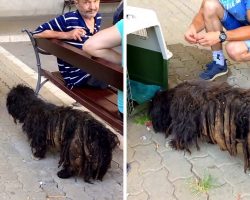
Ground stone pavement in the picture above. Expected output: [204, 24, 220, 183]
[0, 32, 122, 200]
[127, 0, 250, 200]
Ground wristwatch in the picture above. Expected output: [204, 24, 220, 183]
[219, 30, 227, 43]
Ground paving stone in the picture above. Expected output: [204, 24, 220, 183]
[4, 180, 23, 193]
[208, 183, 234, 200]
[127, 146, 135, 162]
[240, 194, 250, 200]
[27, 192, 47, 200]
[169, 58, 185, 68]
[151, 132, 169, 153]
[232, 181, 250, 198]
[0, 183, 5, 192]
[233, 62, 250, 69]
[168, 44, 186, 54]
[133, 144, 162, 173]
[234, 75, 250, 89]
[176, 52, 194, 62]
[127, 121, 153, 147]
[127, 192, 149, 200]
[60, 184, 91, 200]
[207, 145, 242, 168]
[40, 180, 65, 197]
[8, 191, 30, 200]
[17, 172, 43, 193]
[184, 143, 210, 160]
[0, 193, 11, 200]
[143, 169, 174, 200]
[221, 164, 249, 186]
[127, 161, 144, 195]
[106, 167, 123, 186]
[161, 150, 193, 181]
[190, 156, 226, 186]
[173, 179, 208, 200]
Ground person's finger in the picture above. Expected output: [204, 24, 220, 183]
[197, 38, 205, 44]
[186, 35, 197, 43]
[196, 34, 204, 40]
[81, 29, 86, 36]
[76, 33, 82, 41]
[198, 39, 208, 46]
[73, 34, 77, 40]
[192, 32, 198, 40]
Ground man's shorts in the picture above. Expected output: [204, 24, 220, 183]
[221, 10, 250, 51]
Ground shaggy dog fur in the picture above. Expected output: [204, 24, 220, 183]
[149, 80, 250, 172]
[6, 84, 119, 182]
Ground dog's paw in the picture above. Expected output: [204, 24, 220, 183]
[169, 140, 178, 150]
[57, 169, 73, 179]
[31, 154, 41, 161]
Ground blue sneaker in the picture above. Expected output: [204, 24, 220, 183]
[205, 59, 227, 70]
[200, 61, 228, 81]
[205, 61, 215, 70]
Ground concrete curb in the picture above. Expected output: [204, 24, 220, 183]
[0, 45, 74, 104]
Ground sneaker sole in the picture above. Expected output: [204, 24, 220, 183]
[207, 69, 229, 81]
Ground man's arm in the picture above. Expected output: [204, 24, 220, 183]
[33, 14, 86, 41]
[226, 26, 250, 41]
[34, 29, 86, 41]
[226, 10, 250, 41]
[196, 26, 250, 47]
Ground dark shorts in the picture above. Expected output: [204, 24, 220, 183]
[221, 10, 250, 51]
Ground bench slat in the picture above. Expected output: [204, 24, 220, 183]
[52, 71, 118, 105]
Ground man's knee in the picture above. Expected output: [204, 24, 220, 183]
[225, 42, 244, 61]
[202, 0, 222, 18]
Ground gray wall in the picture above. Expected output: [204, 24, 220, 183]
[0, 0, 64, 17]
[0, 0, 119, 17]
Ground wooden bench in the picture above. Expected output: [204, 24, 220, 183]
[23, 30, 123, 134]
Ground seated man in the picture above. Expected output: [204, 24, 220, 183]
[33, 0, 107, 89]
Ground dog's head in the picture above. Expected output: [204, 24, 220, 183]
[149, 89, 174, 133]
[6, 84, 36, 123]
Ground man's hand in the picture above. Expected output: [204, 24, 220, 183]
[197, 31, 220, 46]
[184, 24, 198, 44]
[67, 29, 86, 41]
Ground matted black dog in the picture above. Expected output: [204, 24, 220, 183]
[149, 80, 250, 172]
[6, 84, 119, 182]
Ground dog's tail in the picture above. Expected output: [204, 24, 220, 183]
[79, 114, 119, 182]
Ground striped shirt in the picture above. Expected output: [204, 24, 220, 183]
[34, 10, 102, 89]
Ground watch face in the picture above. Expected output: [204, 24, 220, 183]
[221, 34, 226, 40]
[219, 32, 227, 42]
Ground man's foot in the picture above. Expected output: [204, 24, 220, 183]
[205, 61, 215, 70]
[200, 61, 228, 81]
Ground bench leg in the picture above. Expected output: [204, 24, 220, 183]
[35, 65, 49, 95]
[62, 3, 67, 15]
[35, 78, 49, 95]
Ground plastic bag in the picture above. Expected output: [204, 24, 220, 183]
[129, 79, 161, 104]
